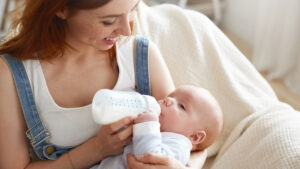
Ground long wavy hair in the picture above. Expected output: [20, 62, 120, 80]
[0, 0, 114, 60]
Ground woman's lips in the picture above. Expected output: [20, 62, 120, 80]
[104, 37, 119, 45]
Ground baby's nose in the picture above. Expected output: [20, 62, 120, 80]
[165, 97, 174, 106]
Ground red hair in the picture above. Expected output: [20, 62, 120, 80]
[0, 0, 111, 60]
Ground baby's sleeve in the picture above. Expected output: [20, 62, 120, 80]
[132, 121, 192, 165]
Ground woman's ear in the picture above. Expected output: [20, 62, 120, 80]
[56, 7, 70, 20]
[189, 130, 206, 145]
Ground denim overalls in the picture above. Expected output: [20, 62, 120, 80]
[2, 36, 151, 160]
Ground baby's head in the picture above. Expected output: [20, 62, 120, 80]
[158, 85, 223, 151]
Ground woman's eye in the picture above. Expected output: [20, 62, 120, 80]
[101, 19, 117, 26]
[179, 104, 185, 110]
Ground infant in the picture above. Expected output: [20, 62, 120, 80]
[90, 85, 223, 169]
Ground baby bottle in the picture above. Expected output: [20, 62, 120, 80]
[92, 89, 161, 125]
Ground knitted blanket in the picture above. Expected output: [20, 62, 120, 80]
[135, 2, 300, 169]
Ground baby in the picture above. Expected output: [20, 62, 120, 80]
[90, 85, 223, 169]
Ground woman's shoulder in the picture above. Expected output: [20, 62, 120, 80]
[0, 55, 18, 94]
[0, 55, 30, 169]
[0, 55, 24, 121]
[0, 55, 20, 108]
[0, 56, 12, 81]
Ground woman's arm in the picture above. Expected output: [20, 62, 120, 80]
[0, 58, 31, 169]
[26, 116, 134, 169]
[127, 153, 188, 169]
[126, 150, 207, 169]
[148, 41, 175, 100]
[0, 58, 134, 169]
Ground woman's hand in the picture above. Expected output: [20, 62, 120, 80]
[127, 153, 187, 169]
[93, 116, 134, 159]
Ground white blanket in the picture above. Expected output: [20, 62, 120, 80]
[135, 2, 300, 169]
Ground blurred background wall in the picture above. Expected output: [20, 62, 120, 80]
[220, 0, 300, 110]
[221, 0, 258, 45]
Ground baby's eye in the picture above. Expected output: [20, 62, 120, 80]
[179, 104, 185, 110]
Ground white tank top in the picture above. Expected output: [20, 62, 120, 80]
[22, 37, 137, 147]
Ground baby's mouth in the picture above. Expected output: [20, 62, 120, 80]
[158, 100, 166, 107]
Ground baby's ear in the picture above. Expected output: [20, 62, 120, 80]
[188, 130, 206, 145]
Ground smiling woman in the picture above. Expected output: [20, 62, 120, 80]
[0, 0, 139, 60]
[0, 0, 176, 169]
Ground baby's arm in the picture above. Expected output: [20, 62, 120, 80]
[131, 117, 192, 165]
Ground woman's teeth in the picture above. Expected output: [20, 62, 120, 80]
[105, 37, 118, 41]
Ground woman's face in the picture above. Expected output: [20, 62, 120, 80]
[62, 0, 140, 51]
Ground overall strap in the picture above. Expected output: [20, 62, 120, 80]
[135, 36, 151, 95]
[2, 54, 50, 160]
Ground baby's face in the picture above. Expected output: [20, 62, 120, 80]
[159, 86, 223, 148]
[158, 86, 207, 136]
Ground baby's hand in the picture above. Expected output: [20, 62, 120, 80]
[134, 110, 158, 124]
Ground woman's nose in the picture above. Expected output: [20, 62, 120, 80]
[116, 15, 132, 36]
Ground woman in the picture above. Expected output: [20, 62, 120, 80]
[0, 0, 204, 168]
[0, 0, 174, 169]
